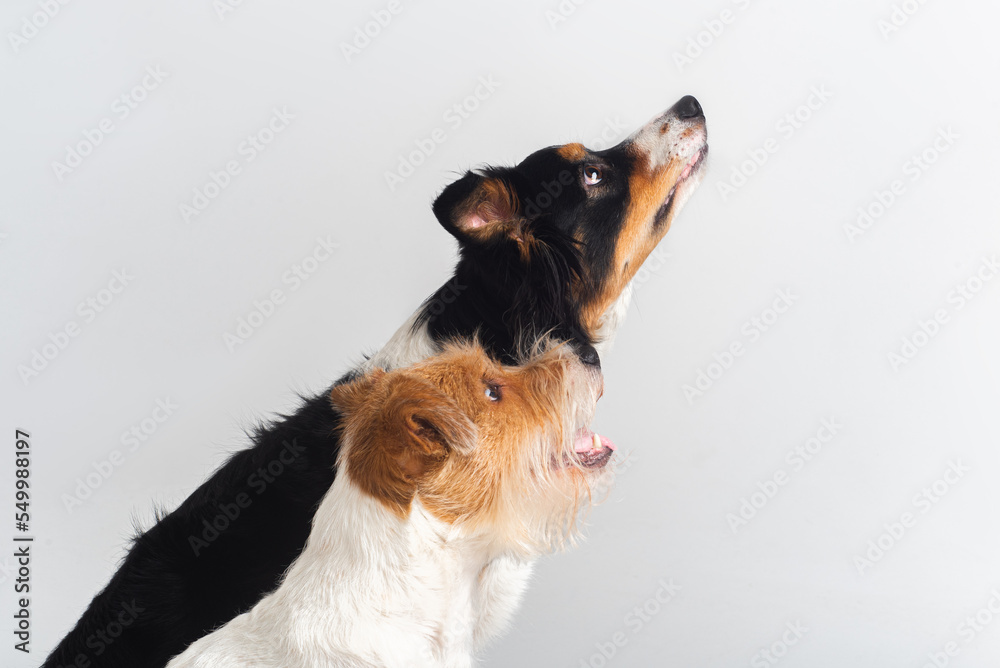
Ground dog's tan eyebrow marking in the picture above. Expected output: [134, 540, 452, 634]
[556, 143, 586, 161]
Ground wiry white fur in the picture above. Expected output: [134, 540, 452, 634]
[167, 483, 509, 668]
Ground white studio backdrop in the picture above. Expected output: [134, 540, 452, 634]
[2, 0, 999, 666]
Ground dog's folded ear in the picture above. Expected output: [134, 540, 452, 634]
[330, 370, 477, 514]
[433, 171, 531, 245]
[381, 372, 477, 479]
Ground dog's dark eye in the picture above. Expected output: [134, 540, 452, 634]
[583, 165, 603, 186]
[484, 383, 502, 402]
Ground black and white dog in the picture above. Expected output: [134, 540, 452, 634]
[43, 95, 707, 668]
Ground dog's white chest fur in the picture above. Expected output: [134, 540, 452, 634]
[168, 484, 532, 668]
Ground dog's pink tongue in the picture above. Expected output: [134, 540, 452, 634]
[574, 428, 616, 453]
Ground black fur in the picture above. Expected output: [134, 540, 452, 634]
[43, 388, 344, 667]
[44, 141, 642, 668]
[424, 145, 637, 361]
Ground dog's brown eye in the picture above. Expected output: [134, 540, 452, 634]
[485, 384, 502, 402]
[583, 165, 603, 186]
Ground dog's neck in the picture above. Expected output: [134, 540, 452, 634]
[364, 277, 633, 373]
[254, 478, 496, 667]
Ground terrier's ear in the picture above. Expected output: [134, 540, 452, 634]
[336, 369, 477, 514]
[432, 172, 530, 244]
[381, 373, 477, 480]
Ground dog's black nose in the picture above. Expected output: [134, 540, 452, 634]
[671, 95, 703, 120]
[576, 343, 601, 369]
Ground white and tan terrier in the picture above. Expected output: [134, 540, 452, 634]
[167, 340, 615, 668]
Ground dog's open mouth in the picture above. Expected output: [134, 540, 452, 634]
[654, 144, 708, 227]
[569, 427, 616, 469]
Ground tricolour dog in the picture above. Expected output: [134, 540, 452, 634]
[44, 95, 706, 668]
[166, 340, 612, 668]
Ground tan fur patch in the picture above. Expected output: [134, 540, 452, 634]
[556, 143, 586, 162]
[579, 151, 686, 334]
[414, 348, 566, 525]
[330, 370, 477, 518]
